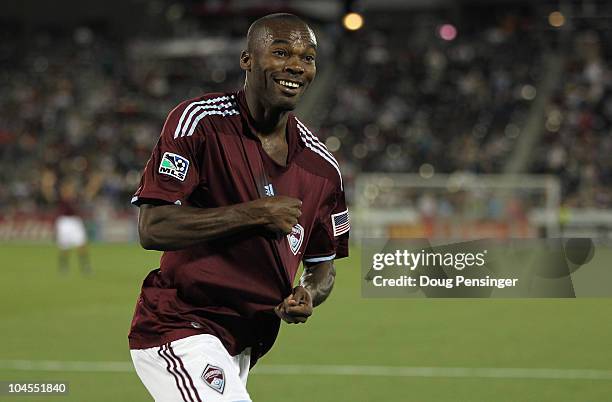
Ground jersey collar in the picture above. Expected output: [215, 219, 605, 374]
[235, 89, 303, 166]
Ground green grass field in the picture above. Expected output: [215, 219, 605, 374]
[1, 243, 612, 402]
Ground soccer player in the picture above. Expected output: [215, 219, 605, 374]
[129, 13, 349, 402]
[55, 180, 91, 275]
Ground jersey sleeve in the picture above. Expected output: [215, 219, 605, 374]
[303, 186, 350, 264]
[131, 103, 204, 206]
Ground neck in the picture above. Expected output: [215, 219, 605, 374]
[244, 84, 289, 136]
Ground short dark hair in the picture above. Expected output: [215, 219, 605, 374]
[246, 13, 310, 52]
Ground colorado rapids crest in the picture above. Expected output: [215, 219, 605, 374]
[287, 223, 304, 255]
[201, 364, 225, 394]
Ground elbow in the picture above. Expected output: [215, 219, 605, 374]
[139, 234, 157, 250]
[138, 215, 162, 250]
[138, 224, 157, 250]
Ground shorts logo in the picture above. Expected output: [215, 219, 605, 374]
[287, 223, 304, 255]
[159, 152, 189, 181]
[201, 364, 225, 394]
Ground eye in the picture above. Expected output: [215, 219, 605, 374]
[273, 49, 288, 57]
[304, 55, 316, 63]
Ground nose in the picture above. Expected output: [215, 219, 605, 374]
[284, 57, 304, 75]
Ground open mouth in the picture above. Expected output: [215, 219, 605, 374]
[274, 78, 303, 92]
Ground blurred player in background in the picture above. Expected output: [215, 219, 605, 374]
[129, 13, 349, 402]
[55, 180, 92, 275]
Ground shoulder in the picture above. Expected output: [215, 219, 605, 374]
[292, 115, 344, 191]
[163, 92, 240, 139]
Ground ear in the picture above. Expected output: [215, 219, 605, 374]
[240, 50, 251, 71]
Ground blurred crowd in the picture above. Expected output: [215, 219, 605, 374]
[532, 29, 612, 208]
[0, 8, 610, 218]
[320, 13, 543, 178]
[0, 28, 242, 216]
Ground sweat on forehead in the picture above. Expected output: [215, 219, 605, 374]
[247, 13, 317, 51]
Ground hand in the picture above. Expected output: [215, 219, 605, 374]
[274, 286, 313, 324]
[251, 196, 302, 235]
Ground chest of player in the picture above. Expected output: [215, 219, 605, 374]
[189, 129, 333, 267]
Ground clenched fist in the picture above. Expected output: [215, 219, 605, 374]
[250, 196, 302, 235]
[274, 286, 313, 324]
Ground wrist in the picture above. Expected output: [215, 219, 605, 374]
[235, 200, 269, 227]
[295, 284, 313, 301]
[296, 284, 310, 291]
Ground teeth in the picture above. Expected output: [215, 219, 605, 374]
[279, 80, 300, 88]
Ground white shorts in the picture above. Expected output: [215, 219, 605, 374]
[55, 216, 87, 249]
[130, 334, 252, 402]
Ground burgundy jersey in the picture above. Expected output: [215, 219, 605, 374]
[57, 198, 79, 217]
[129, 90, 349, 364]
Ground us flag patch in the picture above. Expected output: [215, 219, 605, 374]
[331, 209, 350, 237]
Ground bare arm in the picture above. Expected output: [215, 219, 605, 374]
[138, 196, 301, 251]
[300, 260, 336, 307]
[275, 260, 336, 324]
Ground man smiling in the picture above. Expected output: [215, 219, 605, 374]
[129, 13, 349, 402]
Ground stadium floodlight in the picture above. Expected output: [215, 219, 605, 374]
[438, 24, 457, 41]
[549, 11, 565, 28]
[343, 12, 364, 31]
